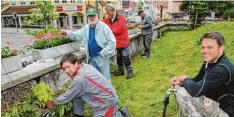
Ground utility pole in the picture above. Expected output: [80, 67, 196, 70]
[12, 12, 18, 32]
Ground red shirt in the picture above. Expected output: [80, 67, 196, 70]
[103, 13, 130, 48]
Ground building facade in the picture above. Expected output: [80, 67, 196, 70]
[1, 0, 109, 28]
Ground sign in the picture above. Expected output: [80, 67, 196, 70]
[211, 12, 215, 18]
[77, 5, 82, 11]
[63, 6, 77, 11]
[57, 6, 82, 12]
[57, 6, 63, 12]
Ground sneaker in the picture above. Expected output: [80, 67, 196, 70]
[114, 70, 124, 76]
[143, 55, 150, 59]
[127, 72, 133, 79]
[119, 106, 131, 117]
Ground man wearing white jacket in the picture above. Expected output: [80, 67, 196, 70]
[62, 8, 116, 81]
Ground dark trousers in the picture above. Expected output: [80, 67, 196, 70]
[116, 46, 133, 73]
[143, 33, 153, 56]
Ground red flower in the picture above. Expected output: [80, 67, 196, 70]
[7, 41, 13, 46]
[11, 50, 15, 55]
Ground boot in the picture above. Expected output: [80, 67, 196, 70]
[119, 106, 131, 117]
[73, 114, 84, 117]
[127, 71, 133, 79]
[114, 69, 124, 76]
[141, 53, 146, 56]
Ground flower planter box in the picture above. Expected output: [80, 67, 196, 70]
[1, 55, 22, 75]
[32, 42, 80, 61]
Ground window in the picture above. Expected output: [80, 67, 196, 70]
[11, 0, 16, 5]
[55, 0, 59, 3]
[71, 0, 75, 3]
[62, 0, 67, 3]
[21, 0, 25, 5]
[30, 0, 35, 5]
[77, 0, 82, 4]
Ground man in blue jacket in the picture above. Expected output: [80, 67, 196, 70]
[61, 8, 116, 82]
[170, 32, 234, 117]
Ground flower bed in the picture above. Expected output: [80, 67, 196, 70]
[1, 46, 22, 75]
[32, 33, 80, 61]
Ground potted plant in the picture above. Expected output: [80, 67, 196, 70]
[1, 43, 23, 75]
[32, 32, 80, 61]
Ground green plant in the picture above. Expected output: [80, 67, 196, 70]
[24, 1, 59, 33]
[1, 47, 18, 58]
[52, 102, 73, 117]
[51, 80, 73, 117]
[2, 81, 74, 117]
[32, 36, 73, 49]
[162, 18, 172, 21]
[32, 82, 55, 108]
[24, 27, 60, 36]
[2, 103, 40, 117]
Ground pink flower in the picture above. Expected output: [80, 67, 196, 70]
[41, 33, 57, 40]
[7, 41, 13, 46]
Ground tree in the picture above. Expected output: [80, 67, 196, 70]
[215, 1, 234, 21]
[180, 1, 209, 29]
[24, 1, 58, 33]
[137, 1, 143, 10]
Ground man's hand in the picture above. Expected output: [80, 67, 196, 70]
[178, 75, 189, 81]
[59, 29, 67, 38]
[169, 75, 189, 86]
[47, 101, 56, 109]
[138, 25, 143, 29]
[170, 76, 183, 86]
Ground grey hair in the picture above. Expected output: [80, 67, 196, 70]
[200, 32, 225, 46]
[105, 4, 115, 11]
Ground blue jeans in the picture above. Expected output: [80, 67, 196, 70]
[90, 56, 111, 81]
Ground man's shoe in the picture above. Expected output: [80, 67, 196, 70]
[141, 53, 145, 56]
[127, 72, 133, 79]
[143, 55, 150, 59]
[119, 106, 131, 117]
[73, 114, 84, 117]
[114, 70, 124, 76]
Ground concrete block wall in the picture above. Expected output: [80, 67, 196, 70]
[1, 21, 189, 108]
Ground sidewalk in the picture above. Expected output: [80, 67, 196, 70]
[1, 28, 33, 49]
[1, 27, 26, 34]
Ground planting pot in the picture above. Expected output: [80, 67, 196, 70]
[32, 42, 80, 61]
[1, 55, 22, 75]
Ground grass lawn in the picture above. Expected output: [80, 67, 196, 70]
[109, 22, 234, 117]
[84, 22, 234, 117]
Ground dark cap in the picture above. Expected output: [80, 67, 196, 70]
[138, 10, 144, 15]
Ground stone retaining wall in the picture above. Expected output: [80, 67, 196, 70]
[1, 22, 189, 107]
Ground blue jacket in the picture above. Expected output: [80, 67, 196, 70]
[66, 20, 116, 62]
[182, 55, 234, 116]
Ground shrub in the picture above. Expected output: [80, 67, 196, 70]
[162, 18, 172, 21]
[24, 26, 60, 36]
[32, 33, 74, 49]
[1, 47, 18, 58]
